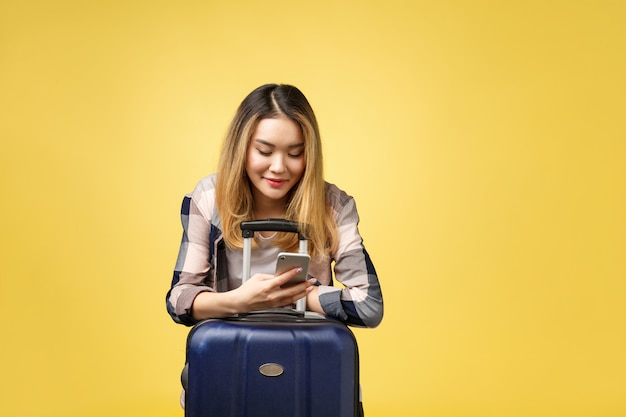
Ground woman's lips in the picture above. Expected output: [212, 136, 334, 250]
[265, 178, 287, 187]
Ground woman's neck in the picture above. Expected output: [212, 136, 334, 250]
[251, 191, 288, 220]
[253, 207, 286, 220]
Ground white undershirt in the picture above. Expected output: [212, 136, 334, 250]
[226, 233, 281, 288]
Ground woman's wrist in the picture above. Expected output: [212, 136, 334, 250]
[305, 286, 324, 314]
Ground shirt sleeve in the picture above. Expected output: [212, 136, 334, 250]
[317, 191, 384, 328]
[166, 180, 216, 326]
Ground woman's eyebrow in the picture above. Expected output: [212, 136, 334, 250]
[254, 139, 304, 149]
[254, 139, 275, 147]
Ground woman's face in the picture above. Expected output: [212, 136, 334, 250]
[246, 116, 306, 211]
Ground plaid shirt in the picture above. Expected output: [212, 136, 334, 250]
[166, 174, 384, 327]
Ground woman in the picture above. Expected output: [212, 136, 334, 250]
[166, 83, 383, 328]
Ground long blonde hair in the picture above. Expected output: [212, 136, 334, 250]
[215, 84, 337, 261]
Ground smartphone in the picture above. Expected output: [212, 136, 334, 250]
[275, 252, 310, 287]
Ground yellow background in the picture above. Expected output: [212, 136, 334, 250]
[1, 1, 625, 416]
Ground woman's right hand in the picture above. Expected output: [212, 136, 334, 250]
[190, 267, 315, 320]
[234, 268, 315, 312]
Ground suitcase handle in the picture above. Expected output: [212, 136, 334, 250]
[234, 309, 328, 322]
[237, 308, 304, 319]
[240, 219, 307, 240]
[240, 219, 309, 312]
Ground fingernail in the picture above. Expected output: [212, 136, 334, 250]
[296, 267, 303, 273]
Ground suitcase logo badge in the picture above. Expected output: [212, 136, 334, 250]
[258, 363, 284, 377]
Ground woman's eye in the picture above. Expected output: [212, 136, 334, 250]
[257, 148, 272, 156]
[288, 152, 304, 158]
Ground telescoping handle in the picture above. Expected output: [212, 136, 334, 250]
[240, 219, 309, 312]
[240, 218, 306, 239]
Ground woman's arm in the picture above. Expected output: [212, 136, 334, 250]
[166, 193, 213, 325]
[316, 187, 384, 327]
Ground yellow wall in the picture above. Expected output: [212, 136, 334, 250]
[1, 1, 625, 416]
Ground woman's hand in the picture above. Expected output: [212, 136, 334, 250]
[190, 267, 315, 320]
[234, 267, 315, 312]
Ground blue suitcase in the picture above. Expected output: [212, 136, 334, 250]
[182, 220, 361, 417]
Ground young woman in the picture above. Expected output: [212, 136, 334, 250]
[166, 83, 383, 328]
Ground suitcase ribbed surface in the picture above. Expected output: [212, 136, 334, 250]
[185, 318, 359, 417]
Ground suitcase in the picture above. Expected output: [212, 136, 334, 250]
[182, 219, 361, 417]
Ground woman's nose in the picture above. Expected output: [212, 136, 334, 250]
[269, 154, 286, 173]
